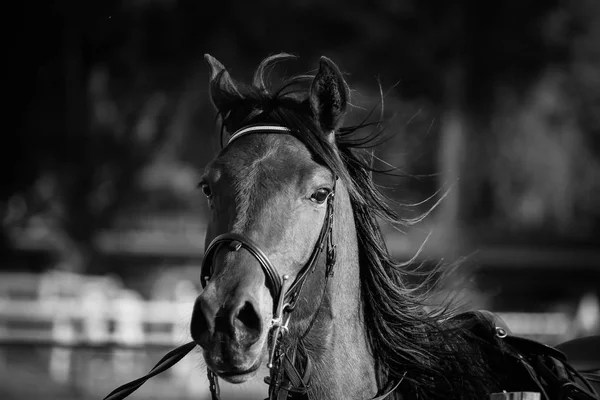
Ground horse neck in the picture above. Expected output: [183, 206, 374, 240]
[304, 180, 379, 400]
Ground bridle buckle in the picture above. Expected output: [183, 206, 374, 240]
[269, 315, 290, 335]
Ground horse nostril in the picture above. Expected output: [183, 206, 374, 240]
[190, 297, 212, 347]
[234, 301, 262, 344]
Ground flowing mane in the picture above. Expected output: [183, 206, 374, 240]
[208, 54, 505, 399]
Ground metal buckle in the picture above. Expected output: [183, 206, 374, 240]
[495, 326, 508, 338]
[269, 313, 290, 334]
[268, 276, 290, 368]
[207, 370, 221, 400]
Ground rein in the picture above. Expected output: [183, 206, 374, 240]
[102, 124, 400, 400]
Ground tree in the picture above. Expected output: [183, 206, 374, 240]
[5, 0, 599, 274]
[3, 0, 203, 272]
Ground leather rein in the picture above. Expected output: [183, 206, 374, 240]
[102, 124, 401, 400]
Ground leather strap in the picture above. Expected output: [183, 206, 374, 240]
[228, 124, 291, 145]
[102, 342, 196, 400]
[201, 232, 283, 305]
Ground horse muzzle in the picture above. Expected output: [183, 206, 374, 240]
[191, 285, 268, 382]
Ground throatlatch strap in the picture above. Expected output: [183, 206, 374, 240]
[102, 342, 196, 400]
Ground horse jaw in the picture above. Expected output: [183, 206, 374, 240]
[302, 180, 379, 400]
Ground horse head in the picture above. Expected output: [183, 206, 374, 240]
[190, 54, 352, 386]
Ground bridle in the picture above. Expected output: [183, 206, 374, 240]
[201, 124, 338, 400]
[102, 124, 401, 400]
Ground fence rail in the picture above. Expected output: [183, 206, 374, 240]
[0, 271, 596, 400]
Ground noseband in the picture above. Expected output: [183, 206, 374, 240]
[200, 124, 338, 399]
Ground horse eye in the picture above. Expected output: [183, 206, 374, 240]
[199, 183, 212, 198]
[310, 188, 330, 204]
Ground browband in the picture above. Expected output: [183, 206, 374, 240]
[228, 124, 291, 145]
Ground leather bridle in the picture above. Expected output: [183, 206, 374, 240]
[102, 124, 401, 400]
[200, 124, 338, 400]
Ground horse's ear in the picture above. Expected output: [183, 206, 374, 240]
[204, 54, 241, 112]
[309, 56, 349, 139]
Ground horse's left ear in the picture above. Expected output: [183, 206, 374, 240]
[309, 57, 349, 139]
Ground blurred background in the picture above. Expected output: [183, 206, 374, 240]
[3, 0, 600, 399]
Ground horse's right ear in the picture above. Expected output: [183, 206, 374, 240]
[204, 54, 241, 112]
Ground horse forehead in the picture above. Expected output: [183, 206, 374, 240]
[217, 135, 317, 187]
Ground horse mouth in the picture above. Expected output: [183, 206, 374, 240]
[215, 363, 261, 383]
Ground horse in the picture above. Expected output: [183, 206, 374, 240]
[103, 54, 600, 400]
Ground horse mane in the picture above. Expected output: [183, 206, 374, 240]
[209, 54, 504, 399]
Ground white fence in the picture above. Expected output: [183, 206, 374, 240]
[0, 270, 196, 348]
[0, 271, 597, 399]
[0, 270, 215, 399]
